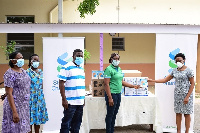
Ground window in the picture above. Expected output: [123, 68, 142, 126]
[7, 16, 34, 59]
[7, 16, 34, 23]
[112, 37, 125, 51]
[7, 33, 34, 59]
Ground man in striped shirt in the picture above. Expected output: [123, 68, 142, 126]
[59, 49, 85, 133]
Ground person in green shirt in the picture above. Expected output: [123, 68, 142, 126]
[104, 53, 140, 133]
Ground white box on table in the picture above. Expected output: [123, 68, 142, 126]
[124, 77, 148, 96]
[136, 86, 148, 96]
[122, 70, 142, 77]
[124, 87, 137, 96]
[124, 77, 137, 96]
[136, 77, 148, 96]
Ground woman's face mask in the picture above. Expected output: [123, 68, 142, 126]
[32, 61, 40, 68]
[175, 57, 184, 68]
[176, 62, 184, 68]
[112, 60, 120, 66]
[11, 59, 24, 68]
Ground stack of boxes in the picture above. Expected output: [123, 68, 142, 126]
[90, 70, 148, 97]
[91, 71, 105, 97]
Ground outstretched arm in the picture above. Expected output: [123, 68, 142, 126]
[122, 81, 140, 89]
[148, 74, 173, 83]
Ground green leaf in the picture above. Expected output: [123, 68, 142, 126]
[84, 49, 91, 62]
[78, 0, 99, 18]
[0, 41, 16, 57]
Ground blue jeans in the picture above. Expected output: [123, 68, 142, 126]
[105, 93, 121, 133]
[60, 105, 83, 133]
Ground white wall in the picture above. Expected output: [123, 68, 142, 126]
[51, 0, 200, 25]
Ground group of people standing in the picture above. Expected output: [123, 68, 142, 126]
[58, 50, 194, 133]
[2, 49, 194, 133]
[2, 52, 48, 133]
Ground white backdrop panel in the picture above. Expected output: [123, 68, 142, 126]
[155, 34, 197, 132]
[43, 37, 84, 132]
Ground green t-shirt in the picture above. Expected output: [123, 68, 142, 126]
[104, 64, 123, 93]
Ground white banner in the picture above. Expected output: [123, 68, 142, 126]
[43, 37, 84, 132]
[155, 34, 197, 132]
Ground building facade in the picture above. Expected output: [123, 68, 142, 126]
[0, 0, 199, 90]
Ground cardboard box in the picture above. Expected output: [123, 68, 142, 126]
[136, 87, 148, 96]
[122, 70, 142, 77]
[124, 87, 137, 96]
[92, 70, 104, 79]
[137, 77, 148, 88]
[136, 77, 148, 96]
[124, 77, 148, 96]
[92, 79, 104, 87]
[92, 71, 98, 79]
[121, 88, 125, 95]
[91, 79, 105, 97]
[93, 87, 105, 97]
[124, 77, 137, 96]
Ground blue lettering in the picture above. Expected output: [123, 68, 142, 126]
[164, 81, 176, 86]
[52, 79, 59, 91]
[52, 86, 59, 91]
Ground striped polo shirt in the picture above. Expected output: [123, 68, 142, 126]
[58, 61, 85, 105]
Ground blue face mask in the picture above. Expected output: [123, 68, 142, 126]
[32, 62, 40, 68]
[75, 57, 83, 65]
[14, 59, 24, 68]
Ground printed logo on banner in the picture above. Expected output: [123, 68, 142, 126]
[164, 48, 180, 85]
[51, 52, 73, 91]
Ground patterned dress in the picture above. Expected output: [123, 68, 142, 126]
[170, 67, 194, 114]
[26, 68, 48, 125]
[2, 68, 31, 133]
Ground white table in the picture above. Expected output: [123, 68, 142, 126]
[80, 93, 163, 133]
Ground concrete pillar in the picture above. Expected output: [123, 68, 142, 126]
[196, 35, 200, 93]
[58, 0, 63, 37]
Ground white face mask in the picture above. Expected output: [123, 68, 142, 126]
[176, 62, 184, 68]
[112, 60, 120, 66]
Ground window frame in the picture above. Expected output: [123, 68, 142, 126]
[112, 37, 125, 51]
[6, 16, 35, 59]
[6, 15, 35, 23]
